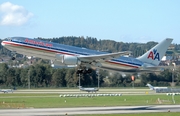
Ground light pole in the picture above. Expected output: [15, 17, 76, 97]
[172, 63, 176, 87]
[28, 69, 31, 89]
[96, 70, 100, 89]
[131, 75, 135, 89]
[79, 73, 80, 88]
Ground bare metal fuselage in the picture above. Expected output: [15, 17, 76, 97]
[3, 40, 140, 73]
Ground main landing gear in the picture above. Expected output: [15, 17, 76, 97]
[11, 56, 16, 60]
[11, 52, 17, 60]
[76, 68, 92, 74]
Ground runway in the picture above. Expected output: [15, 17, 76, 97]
[0, 105, 180, 116]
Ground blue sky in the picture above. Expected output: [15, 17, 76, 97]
[0, 0, 180, 44]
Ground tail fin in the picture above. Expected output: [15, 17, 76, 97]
[146, 83, 154, 90]
[137, 38, 173, 66]
[78, 86, 82, 88]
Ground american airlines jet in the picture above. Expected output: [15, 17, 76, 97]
[1, 37, 172, 74]
[0, 89, 13, 93]
[79, 86, 99, 93]
[146, 83, 168, 91]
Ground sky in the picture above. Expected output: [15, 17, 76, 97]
[0, 0, 180, 44]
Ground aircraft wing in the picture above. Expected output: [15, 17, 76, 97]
[78, 51, 131, 62]
[138, 66, 165, 73]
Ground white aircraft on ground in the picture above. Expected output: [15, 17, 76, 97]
[1, 37, 172, 74]
[146, 83, 168, 90]
[79, 86, 99, 93]
[0, 89, 13, 93]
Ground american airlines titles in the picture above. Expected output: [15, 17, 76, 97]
[25, 39, 52, 47]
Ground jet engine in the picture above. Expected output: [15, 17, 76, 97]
[55, 54, 81, 65]
[51, 64, 77, 69]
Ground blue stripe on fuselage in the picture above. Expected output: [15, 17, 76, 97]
[111, 57, 143, 67]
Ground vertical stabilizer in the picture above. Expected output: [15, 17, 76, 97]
[146, 83, 154, 90]
[137, 38, 173, 66]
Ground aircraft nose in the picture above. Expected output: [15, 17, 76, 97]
[1, 41, 5, 46]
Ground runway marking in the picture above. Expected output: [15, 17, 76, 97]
[59, 93, 122, 97]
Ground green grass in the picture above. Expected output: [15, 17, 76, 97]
[0, 93, 180, 108]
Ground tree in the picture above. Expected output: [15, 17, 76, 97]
[6, 68, 16, 87]
[0, 63, 8, 85]
[109, 73, 123, 87]
[52, 69, 66, 87]
[65, 69, 76, 87]
[159, 69, 172, 82]
[43, 64, 52, 87]
[14, 68, 22, 87]
[20, 68, 28, 87]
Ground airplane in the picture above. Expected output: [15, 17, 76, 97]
[0, 89, 13, 93]
[1, 37, 173, 74]
[146, 83, 168, 90]
[79, 86, 99, 93]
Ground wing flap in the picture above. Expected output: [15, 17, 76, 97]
[78, 51, 131, 62]
[139, 66, 165, 72]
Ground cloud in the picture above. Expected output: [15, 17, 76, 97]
[0, 2, 33, 26]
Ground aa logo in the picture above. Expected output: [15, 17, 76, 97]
[147, 49, 160, 61]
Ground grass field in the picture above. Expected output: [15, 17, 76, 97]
[0, 93, 179, 108]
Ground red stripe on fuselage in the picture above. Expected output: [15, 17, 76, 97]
[2, 41, 76, 56]
[106, 60, 139, 68]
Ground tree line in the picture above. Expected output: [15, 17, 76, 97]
[0, 62, 180, 88]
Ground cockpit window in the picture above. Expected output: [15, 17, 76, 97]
[8, 37, 12, 41]
[3, 38, 12, 41]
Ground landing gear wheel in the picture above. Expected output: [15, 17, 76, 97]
[11, 51, 17, 60]
[76, 69, 92, 74]
[76, 69, 83, 74]
[11, 57, 16, 60]
[84, 69, 92, 74]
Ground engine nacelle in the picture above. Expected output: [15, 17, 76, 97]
[52, 60, 66, 66]
[55, 54, 81, 65]
[51, 64, 77, 69]
[63, 55, 80, 65]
